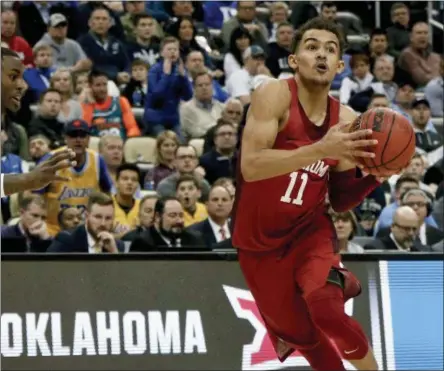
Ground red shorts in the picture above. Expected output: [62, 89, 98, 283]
[237, 235, 361, 361]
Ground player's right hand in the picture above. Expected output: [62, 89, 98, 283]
[319, 122, 377, 160]
[26, 148, 76, 190]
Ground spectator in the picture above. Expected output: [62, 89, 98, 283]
[23, 44, 55, 102]
[180, 71, 225, 141]
[58, 206, 82, 233]
[1, 115, 29, 159]
[375, 175, 437, 234]
[200, 120, 238, 185]
[121, 195, 158, 242]
[143, 130, 180, 190]
[368, 93, 390, 109]
[168, 16, 212, 67]
[122, 59, 148, 108]
[176, 174, 208, 227]
[17, 1, 79, 47]
[1, 129, 28, 175]
[82, 70, 140, 140]
[203, 1, 236, 30]
[339, 54, 384, 106]
[129, 196, 206, 251]
[1, 10, 33, 67]
[377, 189, 444, 247]
[355, 198, 383, 237]
[391, 80, 416, 119]
[28, 134, 50, 163]
[37, 120, 113, 236]
[226, 45, 272, 105]
[143, 36, 193, 137]
[47, 192, 125, 253]
[386, 3, 411, 58]
[366, 29, 395, 71]
[368, 206, 430, 251]
[223, 26, 252, 80]
[157, 145, 211, 201]
[125, 13, 161, 66]
[49, 68, 83, 125]
[0, 195, 51, 253]
[330, 211, 364, 253]
[112, 164, 141, 238]
[186, 51, 228, 103]
[120, 1, 147, 41]
[266, 22, 294, 79]
[331, 53, 352, 91]
[424, 159, 444, 196]
[220, 1, 268, 52]
[289, 1, 318, 30]
[189, 184, 233, 249]
[424, 55, 443, 117]
[411, 99, 443, 154]
[98, 135, 124, 186]
[267, 2, 290, 43]
[319, 2, 346, 35]
[28, 89, 65, 148]
[77, 7, 130, 84]
[372, 56, 398, 102]
[398, 22, 441, 87]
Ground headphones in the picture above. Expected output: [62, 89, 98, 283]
[400, 188, 433, 217]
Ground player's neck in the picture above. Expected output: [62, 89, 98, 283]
[295, 75, 330, 118]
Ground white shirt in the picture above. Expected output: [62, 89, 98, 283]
[1, 174, 5, 198]
[87, 230, 101, 254]
[207, 217, 231, 243]
[418, 223, 427, 246]
[226, 68, 252, 98]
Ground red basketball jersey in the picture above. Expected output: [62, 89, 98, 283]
[233, 78, 341, 251]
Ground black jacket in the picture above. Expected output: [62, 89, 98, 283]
[28, 115, 65, 149]
[376, 226, 444, 248]
[188, 218, 233, 250]
[47, 225, 125, 253]
[364, 235, 432, 252]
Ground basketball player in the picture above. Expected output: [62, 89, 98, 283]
[233, 18, 383, 370]
[1, 47, 75, 197]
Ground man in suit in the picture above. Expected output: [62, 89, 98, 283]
[375, 189, 444, 247]
[189, 184, 233, 249]
[1, 194, 51, 253]
[121, 194, 157, 242]
[366, 206, 432, 252]
[47, 192, 125, 253]
[130, 196, 206, 252]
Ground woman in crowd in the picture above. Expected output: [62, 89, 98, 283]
[143, 130, 180, 190]
[50, 68, 83, 125]
[223, 26, 253, 80]
[331, 210, 365, 254]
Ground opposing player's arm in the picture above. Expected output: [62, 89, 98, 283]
[240, 81, 327, 181]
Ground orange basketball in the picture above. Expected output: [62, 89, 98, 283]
[350, 108, 416, 176]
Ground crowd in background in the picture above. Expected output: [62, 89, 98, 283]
[1, 0, 443, 254]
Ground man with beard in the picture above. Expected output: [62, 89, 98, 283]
[47, 192, 125, 253]
[1, 47, 75, 198]
[37, 119, 113, 236]
[129, 196, 205, 251]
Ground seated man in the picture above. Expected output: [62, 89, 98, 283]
[121, 195, 158, 242]
[129, 196, 205, 251]
[175, 174, 208, 227]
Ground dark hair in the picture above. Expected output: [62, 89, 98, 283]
[209, 183, 233, 199]
[213, 118, 236, 138]
[390, 2, 408, 15]
[192, 70, 212, 86]
[350, 54, 370, 69]
[169, 16, 196, 41]
[90, 5, 111, 19]
[39, 88, 61, 103]
[160, 36, 179, 50]
[1, 47, 19, 59]
[88, 69, 108, 84]
[19, 194, 46, 210]
[330, 210, 358, 240]
[140, 194, 158, 207]
[395, 175, 419, 191]
[131, 58, 149, 70]
[291, 17, 345, 56]
[228, 26, 253, 66]
[116, 163, 141, 181]
[176, 174, 200, 191]
[87, 192, 113, 211]
[369, 93, 388, 101]
[277, 21, 294, 30]
[370, 28, 387, 40]
[154, 196, 180, 215]
[132, 12, 153, 27]
[321, 1, 337, 10]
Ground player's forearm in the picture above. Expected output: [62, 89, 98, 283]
[241, 141, 326, 181]
[3, 173, 36, 196]
[328, 169, 380, 212]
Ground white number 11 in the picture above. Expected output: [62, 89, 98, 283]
[280, 171, 308, 205]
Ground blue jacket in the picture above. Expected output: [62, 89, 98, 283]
[77, 32, 129, 81]
[143, 60, 193, 127]
[23, 67, 55, 102]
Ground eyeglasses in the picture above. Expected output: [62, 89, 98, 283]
[403, 201, 427, 208]
[393, 223, 418, 233]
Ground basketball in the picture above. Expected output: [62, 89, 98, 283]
[350, 108, 416, 176]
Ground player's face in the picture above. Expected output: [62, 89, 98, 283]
[159, 138, 178, 163]
[60, 207, 81, 231]
[206, 186, 233, 219]
[86, 204, 114, 239]
[333, 217, 354, 241]
[1, 55, 27, 113]
[403, 195, 428, 223]
[176, 181, 200, 209]
[117, 170, 139, 197]
[90, 76, 108, 101]
[66, 131, 89, 156]
[412, 104, 431, 127]
[20, 202, 47, 232]
[139, 198, 157, 228]
[288, 29, 344, 87]
[101, 137, 123, 167]
[159, 200, 185, 235]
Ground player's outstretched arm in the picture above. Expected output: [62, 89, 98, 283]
[2, 149, 76, 196]
[241, 80, 327, 181]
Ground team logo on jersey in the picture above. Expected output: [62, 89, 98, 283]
[223, 285, 355, 370]
[58, 186, 94, 201]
